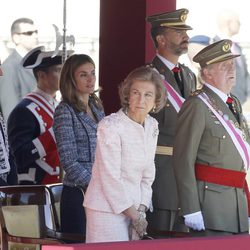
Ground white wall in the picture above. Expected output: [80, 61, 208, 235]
[177, 0, 249, 42]
[0, 0, 100, 61]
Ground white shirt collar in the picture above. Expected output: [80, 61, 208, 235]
[156, 54, 177, 71]
[33, 88, 58, 107]
[204, 83, 228, 103]
[16, 47, 29, 58]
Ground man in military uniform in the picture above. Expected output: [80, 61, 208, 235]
[7, 46, 63, 185]
[173, 39, 250, 236]
[146, 8, 196, 237]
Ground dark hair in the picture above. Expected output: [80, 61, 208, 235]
[59, 54, 103, 112]
[119, 66, 167, 113]
[32, 68, 46, 81]
[11, 18, 34, 35]
[150, 26, 167, 48]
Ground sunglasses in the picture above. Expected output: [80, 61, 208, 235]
[17, 30, 38, 36]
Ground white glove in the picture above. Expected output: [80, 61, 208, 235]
[184, 211, 205, 231]
[248, 217, 250, 226]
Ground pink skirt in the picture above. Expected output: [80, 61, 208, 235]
[85, 207, 130, 243]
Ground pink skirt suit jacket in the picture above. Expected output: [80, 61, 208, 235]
[84, 109, 159, 242]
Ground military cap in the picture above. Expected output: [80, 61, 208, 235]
[193, 39, 240, 67]
[22, 46, 63, 70]
[146, 8, 192, 30]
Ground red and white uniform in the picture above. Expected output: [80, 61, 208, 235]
[7, 89, 61, 184]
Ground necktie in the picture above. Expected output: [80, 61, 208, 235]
[172, 67, 184, 96]
[226, 96, 239, 123]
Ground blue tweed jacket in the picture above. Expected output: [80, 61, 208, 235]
[53, 99, 104, 188]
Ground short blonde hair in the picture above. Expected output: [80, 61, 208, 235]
[119, 66, 167, 113]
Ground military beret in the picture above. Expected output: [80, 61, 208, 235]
[146, 8, 192, 30]
[22, 46, 63, 70]
[189, 35, 211, 46]
[193, 39, 240, 67]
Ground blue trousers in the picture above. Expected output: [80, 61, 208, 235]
[60, 185, 86, 242]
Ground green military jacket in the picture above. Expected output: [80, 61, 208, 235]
[173, 85, 250, 233]
[150, 56, 196, 211]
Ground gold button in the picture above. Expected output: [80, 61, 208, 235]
[222, 135, 226, 139]
[205, 185, 208, 189]
[166, 103, 170, 107]
[178, 207, 181, 210]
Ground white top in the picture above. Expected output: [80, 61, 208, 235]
[84, 109, 159, 214]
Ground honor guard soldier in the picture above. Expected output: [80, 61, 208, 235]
[146, 9, 197, 237]
[7, 46, 63, 184]
[173, 39, 250, 236]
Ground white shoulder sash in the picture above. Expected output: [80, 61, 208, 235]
[163, 80, 185, 112]
[198, 92, 250, 170]
[152, 67, 185, 112]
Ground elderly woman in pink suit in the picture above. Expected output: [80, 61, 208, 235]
[84, 66, 167, 243]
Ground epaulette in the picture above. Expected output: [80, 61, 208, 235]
[145, 63, 154, 68]
[190, 89, 203, 96]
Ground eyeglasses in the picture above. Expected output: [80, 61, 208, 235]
[17, 30, 38, 36]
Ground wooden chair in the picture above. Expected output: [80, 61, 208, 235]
[46, 183, 85, 243]
[46, 183, 63, 230]
[0, 185, 63, 250]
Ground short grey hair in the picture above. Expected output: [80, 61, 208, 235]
[119, 66, 167, 113]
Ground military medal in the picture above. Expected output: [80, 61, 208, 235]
[222, 114, 229, 121]
[218, 110, 223, 116]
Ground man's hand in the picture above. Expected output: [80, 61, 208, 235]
[184, 211, 205, 231]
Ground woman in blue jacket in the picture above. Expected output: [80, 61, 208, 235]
[53, 54, 104, 242]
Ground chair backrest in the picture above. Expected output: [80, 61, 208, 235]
[0, 185, 56, 233]
[0, 184, 85, 248]
[46, 183, 63, 230]
[0, 185, 62, 250]
[46, 183, 85, 243]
